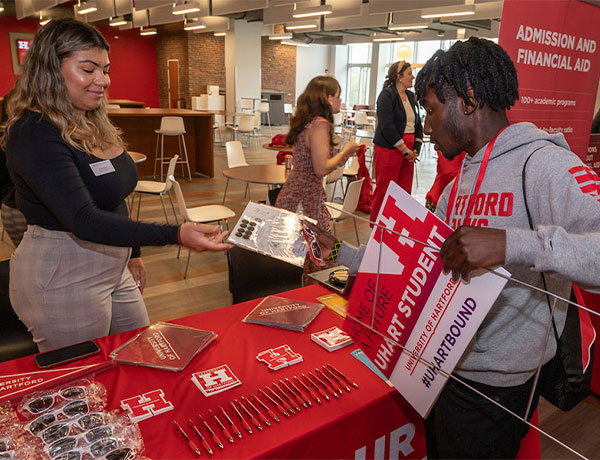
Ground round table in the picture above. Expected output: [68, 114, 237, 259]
[262, 143, 293, 152]
[222, 165, 288, 203]
[128, 151, 147, 164]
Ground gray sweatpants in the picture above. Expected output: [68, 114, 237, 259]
[10, 226, 149, 352]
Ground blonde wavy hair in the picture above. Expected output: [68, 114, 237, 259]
[1, 18, 124, 153]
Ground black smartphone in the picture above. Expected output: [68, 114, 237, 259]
[34, 340, 101, 369]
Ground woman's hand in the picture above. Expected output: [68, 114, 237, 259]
[178, 222, 233, 253]
[128, 257, 146, 293]
[303, 220, 338, 258]
[342, 140, 360, 157]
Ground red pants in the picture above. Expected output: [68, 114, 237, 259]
[370, 134, 415, 224]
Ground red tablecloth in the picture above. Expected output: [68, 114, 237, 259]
[0, 285, 540, 459]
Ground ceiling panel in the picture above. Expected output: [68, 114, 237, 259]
[84, 1, 116, 22]
[324, 4, 387, 30]
[190, 15, 231, 33]
[269, 0, 311, 6]
[33, 0, 58, 12]
[132, 8, 149, 27]
[148, 4, 182, 25]
[15, 0, 35, 19]
[328, 0, 361, 19]
[135, 0, 172, 10]
[368, 0, 463, 15]
[115, 0, 133, 16]
[211, 0, 268, 16]
[262, 0, 320, 25]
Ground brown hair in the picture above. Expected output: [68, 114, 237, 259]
[383, 60, 411, 88]
[1, 18, 124, 153]
[286, 75, 340, 147]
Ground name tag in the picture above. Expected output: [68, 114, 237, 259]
[89, 160, 116, 177]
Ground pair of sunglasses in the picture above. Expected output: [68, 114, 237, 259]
[42, 424, 113, 445]
[53, 447, 134, 460]
[27, 401, 90, 435]
[49, 438, 133, 460]
[24, 387, 87, 415]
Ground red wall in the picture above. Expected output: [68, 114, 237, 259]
[0, 16, 159, 107]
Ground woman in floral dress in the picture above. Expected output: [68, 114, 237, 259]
[276, 76, 359, 282]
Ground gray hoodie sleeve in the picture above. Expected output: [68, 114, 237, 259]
[505, 148, 600, 290]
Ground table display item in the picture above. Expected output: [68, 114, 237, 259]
[311, 326, 353, 352]
[34, 341, 101, 369]
[309, 266, 352, 295]
[227, 202, 313, 267]
[243, 296, 324, 332]
[109, 322, 217, 372]
[301, 221, 325, 266]
[191, 365, 241, 397]
[256, 345, 303, 370]
[316, 293, 349, 317]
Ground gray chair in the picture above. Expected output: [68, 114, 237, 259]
[0, 259, 38, 362]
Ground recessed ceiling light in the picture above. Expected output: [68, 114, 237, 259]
[172, 1, 201, 15]
[292, 4, 332, 18]
[388, 24, 428, 31]
[420, 4, 476, 19]
[184, 19, 206, 31]
[285, 24, 318, 31]
[373, 37, 405, 42]
[213, 32, 226, 36]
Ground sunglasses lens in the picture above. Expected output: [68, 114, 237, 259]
[30, 413, 56, 435]
[104, 448, 134, 460]
[85, 426, 111, 443]
[91, 438, 117, 457]
[48, 437, 76, 457]
[54, 452, 81, 460]
[77, 413, 104, 431]
[63, 401, 88, 417]
[28, 395, 54, 413]
[59, 387, 85, 400]
[0, 440, 7, 452]
[43, 424, 70, 443]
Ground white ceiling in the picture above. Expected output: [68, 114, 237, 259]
[9, 0, 505, 43]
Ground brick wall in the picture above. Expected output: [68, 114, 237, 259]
[261, 37, 297, 104]
[155, 28, 295, 107]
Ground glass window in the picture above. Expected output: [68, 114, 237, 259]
[347, 66, 371, 108]
[415, 40, 441, 64]
[349, 43, 372, 64]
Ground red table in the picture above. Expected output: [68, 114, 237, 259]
[0, 285, 540, 458]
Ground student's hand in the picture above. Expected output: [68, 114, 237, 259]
[342, 140, 360, 157]
[178, 222, 233, 253]
[128, 257, 146, 293]
[303, 220, 338, 257]
[439, 226, 506, 282]
[405, 149, 419, 162]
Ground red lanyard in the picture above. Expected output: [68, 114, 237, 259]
[445, 125, 510, 227]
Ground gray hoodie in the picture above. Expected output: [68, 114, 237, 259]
[339, 122, 600, 387]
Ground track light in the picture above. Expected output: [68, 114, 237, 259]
[0, 2, 5, 13]
[388, 24, 428, 31]
[184, 18, 206, 31]
[39, 12, 51, 26]
[110, 16, 128, 27]
[213, 32, 226, 36]
[292, 4, 332, 18]
[420, 4, 475, 19]
[281, 40, 310, 47]
[172, 1, 201, 15]
[140, 27, 157, 36]
[285, 24, 318, 31]
[373, 36, 405, 42]
[269, 33, 293, 40]
[76, 1, 97, 15]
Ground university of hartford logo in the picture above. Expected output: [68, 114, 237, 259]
[120, 389, 174, 422]
[569, 165, 600, 200]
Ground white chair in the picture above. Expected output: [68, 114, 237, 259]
[353, 111, 370, 129]
[257, 101, 271, 128]
[223, 141, 250, 203]
[325, 164, 345, 202]
[213, 114, 225, 144]
[284, 104, 294, 123]
[342, 156, 360, 195]
[154, 116, 192, 182]
[325, 177, 365, 245]
[240, 99, 254, 112]
[229, 114, 258, 149]
[132, 155, 179, 224]
[333, 112, 343, 126]
[169, 175, 235, 279]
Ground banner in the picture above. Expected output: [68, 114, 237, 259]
[343, 183, 509, 417]
[587, 134, 600, 175]
[498, 0, 600, 161]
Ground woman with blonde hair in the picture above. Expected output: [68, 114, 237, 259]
[276, 75, 359, 282]
[2, 18, 230, 352]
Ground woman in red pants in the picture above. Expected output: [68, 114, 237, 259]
[370, 61, 423, 224]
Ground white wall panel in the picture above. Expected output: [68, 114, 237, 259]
[296, 44, 330, 101]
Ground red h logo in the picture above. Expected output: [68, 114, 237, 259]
[120, 389, 174, 422]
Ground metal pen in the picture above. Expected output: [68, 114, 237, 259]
[173, 420, 201, 456]
[229, 400, 252, 434]
[295, 375, 321, 404]
[236, 398, 262, 431]
[323, 364, 351, 392]
[218, 405, 242, 439]
[198, 413, 224, 449]
[258, 388, 289, 418]
[286, 377, 312, 407]
[273, 381, 301, 412]
[250, 392, 280, 423]
[209, 409, 234, 444]
[242, 395, 271, 427]
[188, 418, 213, 455]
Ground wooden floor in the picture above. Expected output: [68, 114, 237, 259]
[1, 125, 598, 458]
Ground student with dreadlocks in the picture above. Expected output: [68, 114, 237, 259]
[305, 36, 600, 458]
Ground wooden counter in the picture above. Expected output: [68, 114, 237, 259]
[107, 108, 214, 177]
[108, 99, 146, 108]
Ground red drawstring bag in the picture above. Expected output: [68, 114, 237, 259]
[355, 144, 373, 213]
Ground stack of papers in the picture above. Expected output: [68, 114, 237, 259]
[243, 296, 324, 332]
[191, 364, 242, 396]
[109, 322, 217, 372]
[311, 326, 353, 352]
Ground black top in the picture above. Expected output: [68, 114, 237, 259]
[6, 111, 179, 257]
[0, 93, 16, 208]
[373, 85, 423, 153]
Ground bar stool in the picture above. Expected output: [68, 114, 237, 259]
[154, 116, 192, 182]
[257, 102, 271, 128]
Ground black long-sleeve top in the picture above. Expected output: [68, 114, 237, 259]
[373, 85, 423, 153]
[6, 111, 179, 257]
